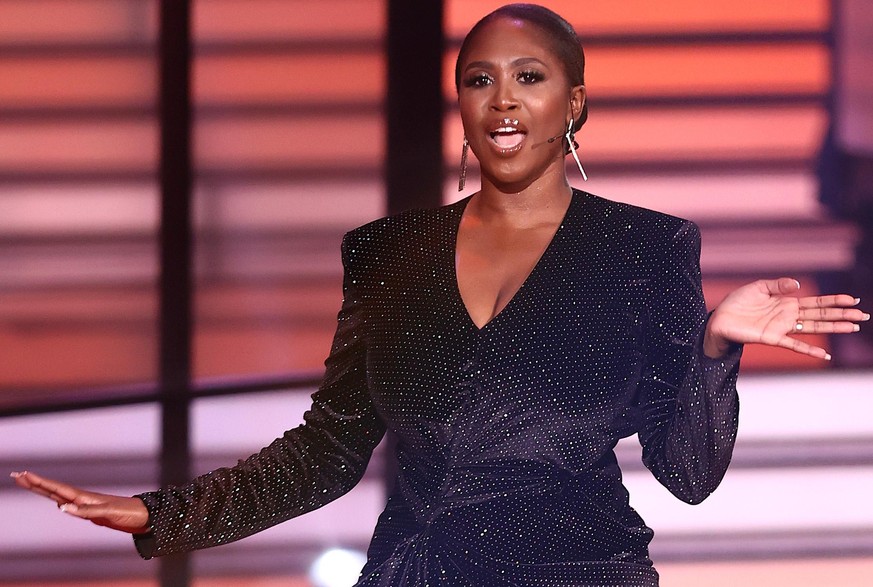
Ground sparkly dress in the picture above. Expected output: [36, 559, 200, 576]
[135, 190, 742, 586]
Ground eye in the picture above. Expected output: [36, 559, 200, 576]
[517, 70, 545, 84]
[462, 73, 493, 88]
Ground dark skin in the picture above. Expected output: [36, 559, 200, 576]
[456, 16, 583, 329]
[454, 17, 867, 355]
[11, 14, 869, 537]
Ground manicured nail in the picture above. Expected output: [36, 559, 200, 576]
[59, 503, 78, 514]
[855, 298, 862, 305]
[854, 325, 861, 332]
[824, 353, 832, 361]
[10, 472, 22, 479]
[863, 313, 870, 321]
[794, 280, 802, 289]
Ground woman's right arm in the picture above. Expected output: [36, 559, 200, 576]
[13, 233, 386, 558]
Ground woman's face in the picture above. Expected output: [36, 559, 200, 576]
[458, 16, 584, 192]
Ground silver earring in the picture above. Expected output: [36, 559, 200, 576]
[565, 119, 588, 181]
[458, 136, 469, 191]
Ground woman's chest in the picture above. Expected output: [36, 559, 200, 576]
[360, 253, 652, 453]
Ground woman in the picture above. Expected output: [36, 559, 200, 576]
[12, 4, 868, 586]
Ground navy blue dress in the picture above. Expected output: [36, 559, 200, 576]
[135, 190, 742, 586]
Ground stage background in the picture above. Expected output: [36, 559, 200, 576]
[1, 1, 871, 585]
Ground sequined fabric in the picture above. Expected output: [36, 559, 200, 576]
[135, 190, 742, 586]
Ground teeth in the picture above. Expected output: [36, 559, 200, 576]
[490, 120, 525, 149]
[493, 119, 521, 134]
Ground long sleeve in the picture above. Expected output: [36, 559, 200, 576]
[134, 235, 386, 558]
[635, 221, 742, 505]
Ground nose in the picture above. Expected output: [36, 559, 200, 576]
[490, 79, 519, 112]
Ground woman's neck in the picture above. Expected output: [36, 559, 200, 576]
[472, 169, 573, 228]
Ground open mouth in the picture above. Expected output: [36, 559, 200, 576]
[489, 119, 526, 152]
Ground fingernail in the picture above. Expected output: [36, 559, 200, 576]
[824, 353, 832, 361]
[855, 298, 862, 305]
[854, 324, 861, 332]
[59, 503, 78, 514]
[863, 313, 870, 321]
[794, 280, 802, 289]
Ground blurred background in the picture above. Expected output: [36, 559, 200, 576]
[1, 0, 871, 585]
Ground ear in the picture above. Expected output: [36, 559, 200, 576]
[570, 85, 586, 120]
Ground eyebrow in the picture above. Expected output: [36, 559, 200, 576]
[463, 57, 548, 72]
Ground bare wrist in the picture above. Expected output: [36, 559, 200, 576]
[703, 319, 730, 359]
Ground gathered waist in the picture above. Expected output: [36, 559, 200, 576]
[359, 457, 654, 583]
[399, 458, 572, 523]
[358, 492, 657, 587]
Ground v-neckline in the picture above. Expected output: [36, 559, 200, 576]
[450, 190, 579, 332]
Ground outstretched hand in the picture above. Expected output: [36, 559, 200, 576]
[704, 277, 869, 359]
[11, 471, 150, 534]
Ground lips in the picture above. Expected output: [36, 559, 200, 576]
[488, 118, 527, 153]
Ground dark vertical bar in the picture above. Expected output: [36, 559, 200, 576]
[382, 0, 445, 490]
[385, 0, 445, 215]
[158, 0, 193, 585]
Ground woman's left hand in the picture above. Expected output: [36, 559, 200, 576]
[704, 277, 869, 359]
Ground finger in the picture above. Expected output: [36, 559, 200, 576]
[59, 502, 112, 521]
[798, 307, 869, 322]
[11, 472, 54, 499]
[798, 294, 861, 309]
[760, 277, 802, 296]
[59, 500, 151, 533]
[12, 471, 86, 505]
[11, 471, 34, 489]
[774, 335, 831, 360]
[11, 471, 62, 501]
[22, 472, 82, 502]
[795, 320, 861, 334]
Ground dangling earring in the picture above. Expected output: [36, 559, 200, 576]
[565, 119, 588, 181]
[458, 136, 469, 191]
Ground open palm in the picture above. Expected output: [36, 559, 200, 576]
[707, 278, 867, 359]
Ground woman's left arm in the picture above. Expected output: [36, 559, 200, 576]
[636, 221, 742, 504]
[637, 221, 868, 505]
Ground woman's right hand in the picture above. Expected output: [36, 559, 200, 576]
[11, 471, 150, 534]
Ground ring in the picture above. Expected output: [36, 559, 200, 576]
[794, 322, 803, 332]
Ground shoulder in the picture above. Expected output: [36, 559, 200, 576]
[341, 197, 469, 270]
[343, 197, 467, 250]
[575, 190, 697, 241]
[573, 190, 701, 253]
[345, 201, 452, 238]
[568, 190, 701, 269]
